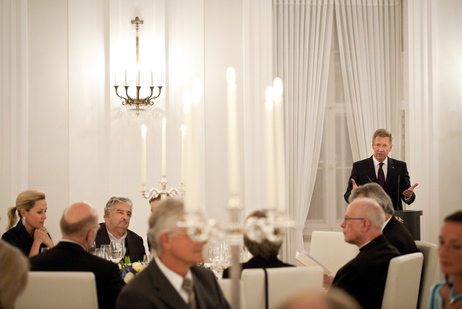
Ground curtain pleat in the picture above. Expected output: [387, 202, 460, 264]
[273, 0, 334, 263]
[336, 0, 402, 160]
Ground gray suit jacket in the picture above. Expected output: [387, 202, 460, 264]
[116, 259, 230, 309]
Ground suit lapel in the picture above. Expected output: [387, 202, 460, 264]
[150, 261, 189, 309]
[384, 157, 396, 189]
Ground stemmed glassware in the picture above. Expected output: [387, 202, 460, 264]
[110, 241, 123, 261]
[208, 240, 231, 279]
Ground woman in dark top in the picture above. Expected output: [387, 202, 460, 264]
[2, 190, 54, 257]
[223, 209, 294, 278]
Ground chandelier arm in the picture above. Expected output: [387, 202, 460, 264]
[141, 187, 160, 200]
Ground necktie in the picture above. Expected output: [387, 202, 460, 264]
[378, 162, 385, 188]
[182, 277, 196, 309]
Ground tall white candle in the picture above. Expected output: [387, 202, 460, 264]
[273, 78, 286, 213]
[181, 125, 186, 185]
[183, 90, 194, 212]
[114, 70, 117, 86]
[162, 118, 167, 177]
[226, 67, 239, 196]
[151, 70, 153, 86]
[141, 125, 147, 186]
[136, 70, 140, 86]
[190, 80, 202, 212]
[124, 70, 127, 85]
[265, 86, 276, 210]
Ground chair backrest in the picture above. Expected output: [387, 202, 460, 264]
[382, 252, 424, 309]
[15, 271, 98, 309]
[241, 266, 323, 309]
[416, 240, 439, 309]
[309, 231, 359, 274]
[218, 278, 244, 308]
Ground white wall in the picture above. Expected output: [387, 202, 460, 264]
[435, 0, 462, 228]
[1, 0, 461, 255]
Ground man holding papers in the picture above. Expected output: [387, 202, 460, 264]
[323, 198, 400, 309]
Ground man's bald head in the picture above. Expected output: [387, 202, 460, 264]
[60, 202, 99, 240]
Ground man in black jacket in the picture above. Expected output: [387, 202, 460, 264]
[344, 128, 418, 210]
[323, 198, 400, 309]
[349, 182, 419, 254]
[30, 202, 125, 309]
[95, 196, 146, 263]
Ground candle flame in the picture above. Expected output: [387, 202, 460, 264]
[226, 67, 236, 84]
[273, 78, 283, 97]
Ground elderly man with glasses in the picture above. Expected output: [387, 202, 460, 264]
[323, 197, 400, 309]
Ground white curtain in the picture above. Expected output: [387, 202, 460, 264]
[335, 0, 402, 161]
[273, 0, 334, 263]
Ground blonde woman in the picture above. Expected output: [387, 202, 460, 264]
[2, 190, 54, 257]
[0, 240, 29, 309]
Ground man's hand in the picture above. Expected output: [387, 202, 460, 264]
[403, 183, 419, 198]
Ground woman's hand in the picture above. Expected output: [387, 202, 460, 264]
[33, 227, 54, 248]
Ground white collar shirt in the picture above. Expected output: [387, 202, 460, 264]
[154, 256, 193, 304]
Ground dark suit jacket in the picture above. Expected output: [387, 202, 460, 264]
[331, 235, 400, 309]
[29, 241, 125, 309]
[1, 219, 49, 256]
[116, 259, 230, 309]
[95, 222, 146, 263]
[344, 156, 416, 210]
[222, 255, 294, 279]
[383, 216, 420, 255]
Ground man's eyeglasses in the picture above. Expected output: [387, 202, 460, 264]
[344, 217, 365, 222]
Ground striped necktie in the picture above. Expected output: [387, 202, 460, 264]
[181, 277, 196, 309]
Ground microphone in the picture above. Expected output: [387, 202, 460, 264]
[367, 176, 373, 183]
[397, 175, 401, 210]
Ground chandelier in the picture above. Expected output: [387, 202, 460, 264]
[113, 17, 163, 115]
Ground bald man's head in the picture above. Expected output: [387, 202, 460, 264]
[60, 202, 99, 239]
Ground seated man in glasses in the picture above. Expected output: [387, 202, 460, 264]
[323, 198, 400, 309]
[349, 182, 419, 255]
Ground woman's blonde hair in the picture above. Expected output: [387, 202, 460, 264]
[6, 190, 46, 230]
[0, 240, 29, 308]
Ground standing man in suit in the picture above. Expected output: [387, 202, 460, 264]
[323, 198, 400, 309]
[95, 196, 146, 263]
[344, 128, 419, 210]
[30, 202, 125, 309]
[116, 198, 230, 309]
[349, 182, 419, 254]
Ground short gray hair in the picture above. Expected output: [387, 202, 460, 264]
[349, 183, 394, 215]
[147, 198, 185, 256]
[353, 197, 385, 230]
[104, 196, 133, 217]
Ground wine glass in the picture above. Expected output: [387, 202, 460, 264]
[100, 244, 111, 260]
[208, 240, 231, 279]
[110, 241, 123, 262]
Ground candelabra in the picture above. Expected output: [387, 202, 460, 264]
[114, 16, 163, 115]
[140, 177, 184, 200]
[179, 197, 293, 309]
